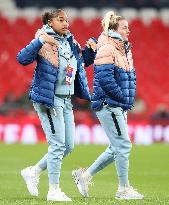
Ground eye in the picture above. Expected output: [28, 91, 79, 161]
[123, 27, 128, 30]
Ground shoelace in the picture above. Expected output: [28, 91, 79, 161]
[31, 174, 40, 187]
[85, 177, 94, 192]
[125, 186, 139, 194]
[81, 168, 94, 192]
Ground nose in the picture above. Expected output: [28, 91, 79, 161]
[63, 20, 68, 26]
[127, 29, 130, 34]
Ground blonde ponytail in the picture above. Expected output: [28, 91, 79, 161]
[102, 11, 124, 35]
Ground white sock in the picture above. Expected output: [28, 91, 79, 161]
[49, 183, 59, 191]
[31, 164, 42, 175]
[84, 169, 92, 178]
[119, 183, 130, 191]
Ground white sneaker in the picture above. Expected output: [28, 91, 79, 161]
[21, 166, 40, 196]
[115, 185, 144, 200]
[72, 168, 93, 197]
[47, 188, 72, 201]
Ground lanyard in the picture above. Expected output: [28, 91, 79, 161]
[58, 41, 73, 85]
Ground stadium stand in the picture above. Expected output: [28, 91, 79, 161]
[0, 1, 169, 116]
[14, 0, 169, 9]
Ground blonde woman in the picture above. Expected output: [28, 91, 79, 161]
[72, 11, 144, 200]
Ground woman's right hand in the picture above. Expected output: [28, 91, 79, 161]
[35, 29, 58, 46]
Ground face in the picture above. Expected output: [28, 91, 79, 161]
[116, 19, 130, 41]
[48, 11, 69, 35]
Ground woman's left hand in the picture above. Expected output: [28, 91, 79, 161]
[35, 29, 58, 46]
[86, 38, 97, 52]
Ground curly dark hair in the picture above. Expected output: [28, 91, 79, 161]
[41, 9, 64, 25]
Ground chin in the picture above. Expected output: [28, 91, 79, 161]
[62, 32, 68, 36]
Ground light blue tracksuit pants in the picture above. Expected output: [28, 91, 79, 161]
[33, 95, 75, 184]
[88, 105, 132, 186]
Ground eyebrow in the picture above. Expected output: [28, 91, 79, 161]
[57, 16, 68, 20]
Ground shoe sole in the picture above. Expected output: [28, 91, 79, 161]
[115, 196, 144, 200]
[47, 198, 72, 202]
[20, 170, 38, 197]
[72, 170, 88, 197]
[21, 170, 28, 185]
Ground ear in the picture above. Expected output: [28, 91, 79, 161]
[48, 20, 52, 27]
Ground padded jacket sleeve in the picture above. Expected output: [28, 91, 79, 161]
[17, 39, 43, 66]
[82, 37, 97, 67]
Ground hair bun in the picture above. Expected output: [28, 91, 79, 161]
[102, 10, 124, 35]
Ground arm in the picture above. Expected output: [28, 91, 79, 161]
[97, 64, 126, 103]
[17, 29, 57, 66]
[17, 39, 43, 66]
[82, 37, 97, 67]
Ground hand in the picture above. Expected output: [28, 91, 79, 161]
[35, 29, 58, 46]
[73, 39, 81, 49]
[35, 29, 45, 39]
[86, 37, 97, 51]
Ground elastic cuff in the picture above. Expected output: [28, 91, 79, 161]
[39, 36, 46, 45]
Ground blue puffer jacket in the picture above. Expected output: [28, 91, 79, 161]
[17, 34, 96, 108]
[91, 64, 136, 111]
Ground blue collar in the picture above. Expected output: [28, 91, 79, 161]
[43, 24, 71, 40]
[108, 30, 124, 41]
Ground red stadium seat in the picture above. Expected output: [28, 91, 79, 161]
[0, 16, 169, 115]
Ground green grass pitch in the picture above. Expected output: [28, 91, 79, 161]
[0, 143, 169, 205]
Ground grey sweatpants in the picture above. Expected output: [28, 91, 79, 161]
[88, 105, 132, 186]
[33, 95, 75, 184]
